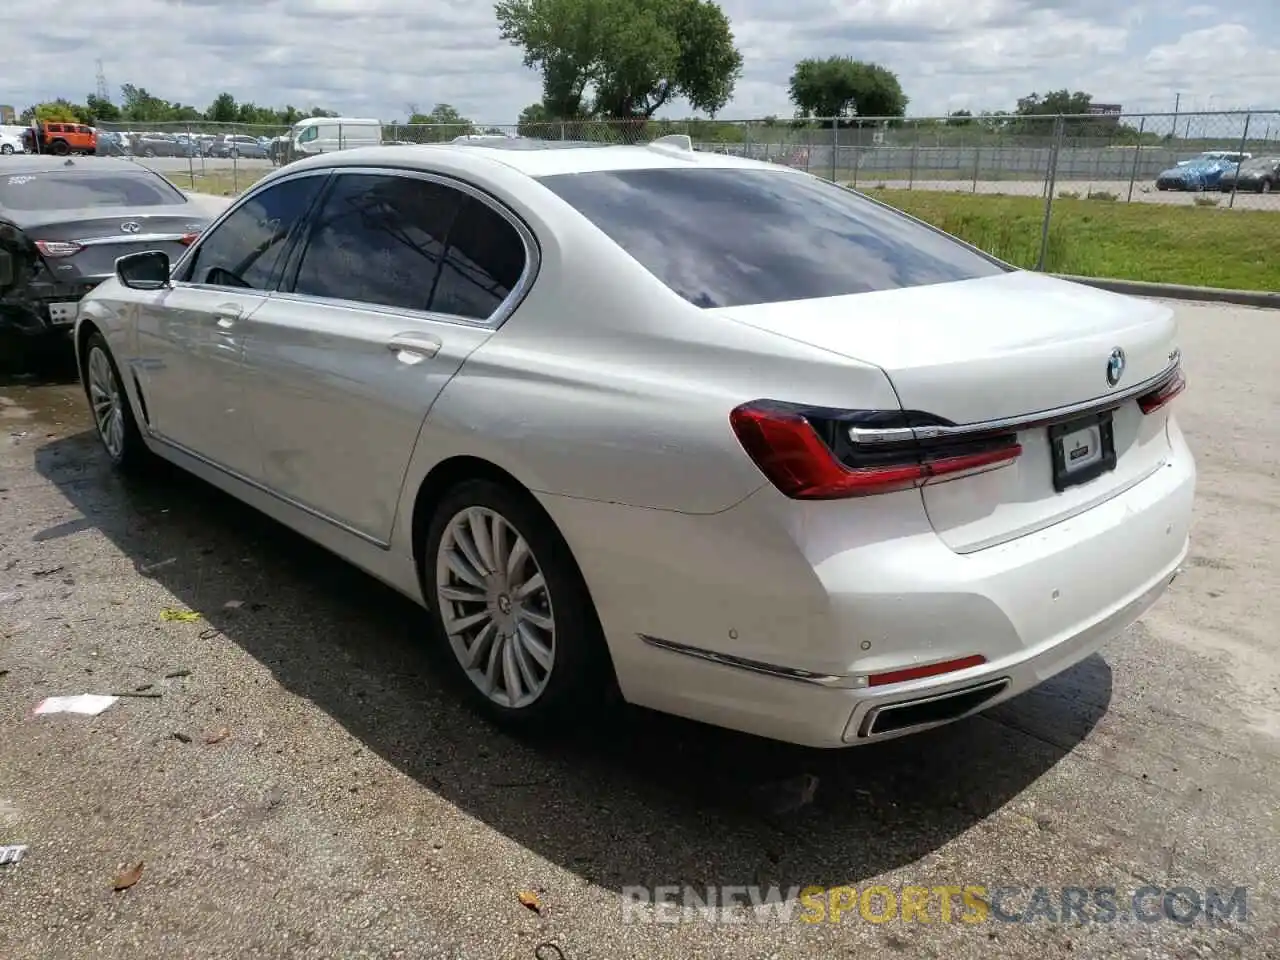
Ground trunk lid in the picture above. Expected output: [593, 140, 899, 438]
[713, 271, 1181, 552]
[28, 210, 202, 282]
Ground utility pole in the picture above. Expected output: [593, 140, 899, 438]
[1172, 92, 1180, 142]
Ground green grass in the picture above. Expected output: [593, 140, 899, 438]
[166, 169, 271, 196]
[873, 189, 1280, 290]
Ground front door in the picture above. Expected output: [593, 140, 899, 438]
[133, 171, 329, 479]
[240, 169, 532, 544]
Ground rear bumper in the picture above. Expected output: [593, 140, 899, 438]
[546, 419, 1196, 748]
[1, 278, 104, 335]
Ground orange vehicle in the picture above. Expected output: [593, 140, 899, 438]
[22, 122, 97, 156]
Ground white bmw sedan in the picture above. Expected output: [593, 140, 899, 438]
[74, 136, 1195, 748]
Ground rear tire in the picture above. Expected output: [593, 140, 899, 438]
[50, 139, 69, 156]
[0, 144, 13, 155]
[82, 333, 150, 473]
[1262, 180, 1273, 194]
[422, 478, 612, 731]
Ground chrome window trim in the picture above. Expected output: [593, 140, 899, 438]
[167, 167, 335, 293]
[278, 165, 540, 330]
[847, 355, 1183, 444]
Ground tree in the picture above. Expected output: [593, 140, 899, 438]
[24, 99, 85, 124]
[495, 0, 743, 119]
[787, 57, 907, 122]
[405, 104, 475, 142]
[206, 92, 239, 123]
[946, 109, 973, 126]
[1012, 90, 1115, 138]
[517, 101, 556, 137]
[84, 95, 121, 124]
[1016, 90, 1093, 117]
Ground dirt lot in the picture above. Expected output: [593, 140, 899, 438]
[1, 301, 1278, 959]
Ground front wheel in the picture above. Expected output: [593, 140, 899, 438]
[49, 140, 70, 156]
[82, 334, 149, 473]
[423, 479, 611, 728]
[1262, 180, 1273, 194]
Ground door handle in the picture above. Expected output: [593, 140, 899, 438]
[387, 333, 442, 363]
[213, 304, 242, 330]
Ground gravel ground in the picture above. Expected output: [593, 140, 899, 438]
[1, 301, 1278, 959]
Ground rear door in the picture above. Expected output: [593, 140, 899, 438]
[241, 168, 531, 544]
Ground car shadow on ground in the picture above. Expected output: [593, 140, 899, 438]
[33, 429, 1113, 893]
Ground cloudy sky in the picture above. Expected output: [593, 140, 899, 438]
[1, 0, 1276, 123]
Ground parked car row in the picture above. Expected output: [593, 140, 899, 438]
[95, 130, 275, 159]
[1155, 153, 1279, 193]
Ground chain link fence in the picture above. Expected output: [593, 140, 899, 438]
[76, 110, 1279, 287]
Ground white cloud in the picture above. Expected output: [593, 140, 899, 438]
[0, 0, 1274, 124]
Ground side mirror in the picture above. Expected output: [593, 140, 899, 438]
[116, 250, 170, 290]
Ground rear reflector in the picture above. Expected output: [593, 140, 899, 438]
[729, 401, 1021, 499]
[867, 654, 988, 687]
[1137, 367, 1186, 415]
[35, 240, 84, 258]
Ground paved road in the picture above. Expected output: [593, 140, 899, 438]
[1, 301, 1278, 958]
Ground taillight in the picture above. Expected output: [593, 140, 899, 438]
[729, 401, 1022, 500]
[1137, 367, 1186, 415]
[178, 232, 199, 246]
[35, 240, 84, 258]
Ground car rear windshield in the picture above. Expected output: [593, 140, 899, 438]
[537, 167, 1005, 308]
[0, 170, 186, 211]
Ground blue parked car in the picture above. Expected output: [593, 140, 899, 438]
[1155, 157, 1233, 191]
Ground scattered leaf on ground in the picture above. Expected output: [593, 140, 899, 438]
[171, 732, 192, 744]
[164, 669, 192, 679]
[113, 862, 144, 891]
[223, 599, 244, 610]
[518, 890, 542, 913]
[160, 609, 201, 623]
[204, 727, 230, 745]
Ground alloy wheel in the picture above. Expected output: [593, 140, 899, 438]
[87, 346, 125, 460]
[435, 506, 556, 709]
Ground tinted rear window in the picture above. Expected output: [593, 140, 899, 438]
[537, 167, 1003, 308]
[0, 171, 186, 211]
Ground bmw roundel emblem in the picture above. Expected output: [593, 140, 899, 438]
[1106, 347, 1126, 387]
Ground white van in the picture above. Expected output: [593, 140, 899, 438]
[290, 117, 382, 157]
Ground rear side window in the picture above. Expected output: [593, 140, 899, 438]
[538, 168, 1004, 308]
[290, 173, 462, 311]
[0, 171, 187, 211]
[180, 174, 325, 289]
[431, 196, 527, 320]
